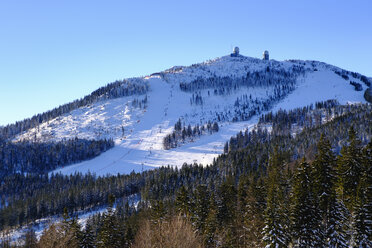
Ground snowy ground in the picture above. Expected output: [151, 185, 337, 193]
[1, 194, 140, 244]
[54, 71, 365, 176]
[0, 208, 107, 245]
[272, 69, 366, 111]
[11, 56, 367, 176]
[51, 76, 260, 175]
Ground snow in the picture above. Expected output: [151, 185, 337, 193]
[0, 208, 107, 245]
[51, 76, 261, 176]
[1, 194, 140, 244]
[14, 95, 146, 142]
[272, 69, 366, 112]
[11, 55, 366, 176]
[162, 55, 294, 84]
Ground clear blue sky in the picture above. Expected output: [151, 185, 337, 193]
[1, 0, 371, 126]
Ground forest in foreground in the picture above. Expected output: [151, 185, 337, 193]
[0, 102, 371, 248]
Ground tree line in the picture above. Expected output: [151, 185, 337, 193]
[0, 78, 148, 140]
[0, 138, 114, 177]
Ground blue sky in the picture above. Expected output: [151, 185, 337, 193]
[0, 0, 371, 126]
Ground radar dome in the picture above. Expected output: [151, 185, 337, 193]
[231, 47, 240, 57]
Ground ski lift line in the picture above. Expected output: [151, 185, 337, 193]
[97, 88, 167, 173]
[95, 79, 174, 174]
[96, 138, 144, 173]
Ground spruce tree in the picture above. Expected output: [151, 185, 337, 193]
[291, 158, 323, 247]
[217, 177, 237, 228]
[215, 176, 238, 247]
[204, 192, 218, 248]
[262, 148, 290, 248]
[352, 195, 372, 247]
[97, 195, 124, 248]
[191, 185, 209, 233]
[241, 175, 265, 247]
[313, 134, 350, 247]
[60, 207, 82, 248]
[81, 222, 95, 248]
[337, 127, 363, 210]
[237, 175, 250, 246]
[150, 200, 166, 225]
[175, 186, 190, 217]
[68, 217, 83, 248]
[351, 141, 372, 247]
[362, 141, 372, 242]
[326, 198, 350, 248]
[24, 229, 37, 248]
[313, 134, 337, 220]
[124, 225, 135, 247]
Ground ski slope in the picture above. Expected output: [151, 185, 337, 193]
[52, 76, 260, 176]
[55, 72, 365, 176]
[11, 55, 367, 176]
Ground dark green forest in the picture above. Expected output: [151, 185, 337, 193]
[0, 138, 114, 177]
[0, 101, 371, 247]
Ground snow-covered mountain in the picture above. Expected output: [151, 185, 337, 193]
[10, 54, 369, 176]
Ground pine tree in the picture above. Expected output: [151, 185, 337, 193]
[81, 222, 95, 248]
[191, 185, 209, 233]
[59, 207, 82, 248]
[62, 206, 69, 225]
[68, 217, 83, 248]
[337, 127, 363, 210]
[237, 175, 249, 246]
[291, 158, 323, 247]
[262, 148, 290, 248]
[240, 175, 265, 247]
[224, 141, 229, 153]
[175, 186, 191, 217]
[352, 196, 372, 247]
[150, 200, 166, 225]
[215, 176, 239, 247]
[204, 192, 218, 248]
[24, 229, 37, 248]
[362, 141, 372, 243]
[216, 177, 237, 228]
[326, 198, 350, 248]
[313, 134, 350, 247]
[313, 134, 337, 220]
[97, 195, 124, 248]
[124, 225, 135, 247]
[351, 141, 372, 247]
[312, 135, 336, 242]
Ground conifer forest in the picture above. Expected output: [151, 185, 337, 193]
[0, 99, 371, 247]
[2, 0, 372, 246]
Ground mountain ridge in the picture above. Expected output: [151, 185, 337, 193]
[1, 53, 370, 176]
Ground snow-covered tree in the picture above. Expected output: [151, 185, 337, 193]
[350, 141, 372, 247]
[337, 127, 363, 210]
[81, 223, 95, 248]
[291, 159, 323, 247]
[263, 149, 290, 248]
[326, 198, 350, 248]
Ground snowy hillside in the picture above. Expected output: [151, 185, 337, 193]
[10, 54, 368, 176]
